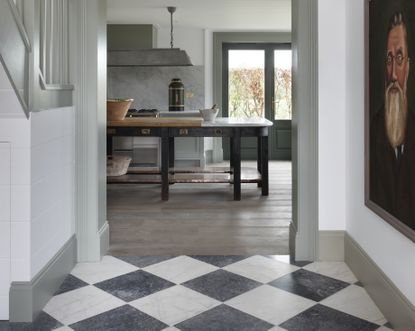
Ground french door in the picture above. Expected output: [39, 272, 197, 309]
[222, 43, 292, 160]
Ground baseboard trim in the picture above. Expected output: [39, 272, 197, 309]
[318, 230, 345, 261]
[345, 233, 415, 331]
[99, 221, 110, 257]
[9, 235, 77, 322]
[289, 222, 297, 262]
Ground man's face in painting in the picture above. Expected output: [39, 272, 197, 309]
[384, 22, 410, 148]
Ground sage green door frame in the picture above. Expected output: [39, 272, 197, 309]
[221, 42, 292, 160]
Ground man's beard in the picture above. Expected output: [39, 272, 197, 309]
[384, 82, 407, 148]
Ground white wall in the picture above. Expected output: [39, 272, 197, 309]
[318, 0, 347, 231]
[345, 0, 415, 304]
[30, 108, 75, 277]
[0, 65, 25, 118]
[157, 26, 205, 66]
[0, 143, 11, 319]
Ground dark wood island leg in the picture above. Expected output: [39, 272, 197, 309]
[161, 128, 169, 200]
[169, 137, 175, 169]
[107, 135, 113, 156]
[260, 135, 269, 196]
[232, 128, 241, 200]
[257, 136, 262, 188]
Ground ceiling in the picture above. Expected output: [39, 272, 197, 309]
[107, 0, 291, 31]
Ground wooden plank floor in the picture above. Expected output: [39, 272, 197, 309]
[107, 161, 291, 256]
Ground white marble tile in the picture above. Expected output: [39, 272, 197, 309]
[161, 327, 180, 331]
[223, 255, 299, 283]
[226, 285, 315, 325]
[268, 327, 288, 331]
[321, 285, 387, 325]
[43, 285, 125, 325]
[53, 327, 74, 331]
[70, 255, 138, 284]
[303, 262, 358, 283]
[130, 285, 220, 326]
[376, 326, 394, 331]
[266, 255, 291, 265]
[143, 256, 218, 284]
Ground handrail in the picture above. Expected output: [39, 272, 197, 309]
[6, 0, 31, 52]
[0, 0, 32, 117]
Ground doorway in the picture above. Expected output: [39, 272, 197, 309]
[222, 43, 292, 160]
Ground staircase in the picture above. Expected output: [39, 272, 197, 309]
[0, 0, 31, 117]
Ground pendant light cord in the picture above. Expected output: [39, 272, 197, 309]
[168, 7, 176, 49]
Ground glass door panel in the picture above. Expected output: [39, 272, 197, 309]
[274, 50, 292, 120]
[228, 50, 265, 118]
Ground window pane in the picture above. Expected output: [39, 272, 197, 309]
[228, 50, 265, 118]
[274, 50, 292, 120]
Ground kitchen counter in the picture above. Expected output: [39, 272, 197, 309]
[107, 117, 272, 201]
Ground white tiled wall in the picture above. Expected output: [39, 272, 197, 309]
[0, 62, 32, 285]
[0, 63, 76, 319]
[30, 107, 75, 277]
[0, 143, 11, 320]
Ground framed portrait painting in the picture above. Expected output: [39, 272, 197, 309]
[366, 0, 415, 242]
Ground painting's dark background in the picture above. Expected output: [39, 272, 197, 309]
[369, 0, 415, 118]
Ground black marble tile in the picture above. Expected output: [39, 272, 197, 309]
[115, 256, 175, 268]
[69, 305, 167, 331]
[190, 255, 249, 267]
[354, 281, 364, 287]
[94, 270, 175, 302]
[293, 260, 313, 267]
[54, 274, 89, 295]
[0, 312, 62, 331]
[182, 269, 262, 302]
[175, 304, 273, 331]
[279, 304, 380, 331]
[269, 269, 350, 302]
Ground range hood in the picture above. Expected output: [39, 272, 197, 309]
[107, 7, 193, 67]
[107, 48, 192, 67]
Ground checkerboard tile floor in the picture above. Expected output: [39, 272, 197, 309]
[0, 256, 394, 331]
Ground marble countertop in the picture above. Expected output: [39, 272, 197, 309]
[159, 112, 273, 127]
[201, 117, 273, 127]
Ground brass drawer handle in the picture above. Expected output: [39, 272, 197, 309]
[141, 129, 151, 135]
[215, 129, 222, 135]
[179, 129, 188, 136]
[107, 128, 116, 135]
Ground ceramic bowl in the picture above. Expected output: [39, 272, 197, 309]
[199, 108, 219, 121]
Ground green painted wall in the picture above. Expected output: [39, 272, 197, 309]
[107, 24, 156, 50]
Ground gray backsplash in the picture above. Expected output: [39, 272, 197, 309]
[108, 66, 205, 110]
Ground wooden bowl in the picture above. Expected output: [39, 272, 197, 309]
[107, 99, 133, 121]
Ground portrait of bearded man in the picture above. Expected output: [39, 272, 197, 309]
[370, 11, 415, 229]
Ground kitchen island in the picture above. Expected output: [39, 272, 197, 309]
[107, 117, 273, 201]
